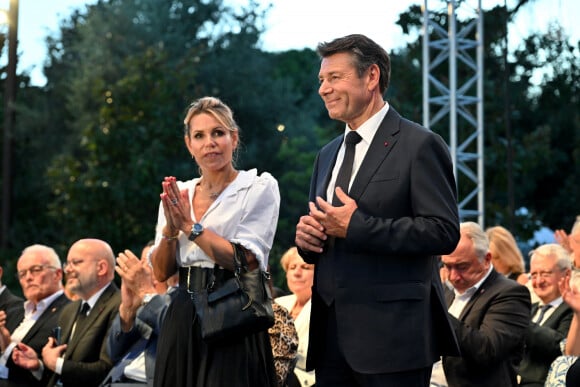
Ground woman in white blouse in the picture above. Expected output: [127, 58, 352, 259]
[149, 96, 280, 387]
[276, 247, 316, 387]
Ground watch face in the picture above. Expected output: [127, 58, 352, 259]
[189, 223, 203, 241]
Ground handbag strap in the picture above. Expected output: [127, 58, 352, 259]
[231, 242, 249, 274]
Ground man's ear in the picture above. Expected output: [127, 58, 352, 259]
[367, 63, 381, 91]
[483, 252, 492, 265]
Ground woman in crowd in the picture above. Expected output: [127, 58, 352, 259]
[486, 225, 529, 285]
[149, 96, 280, 387]
[276, 247, 316, 387]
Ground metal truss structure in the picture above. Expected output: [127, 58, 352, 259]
[422, 0, 485, 225]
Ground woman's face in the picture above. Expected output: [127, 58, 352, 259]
[286, 254, 314, 299]
[185, 112, 238, 173]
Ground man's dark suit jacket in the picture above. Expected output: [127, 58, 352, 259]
[101, 290, 174, 387]
[0, 287, 24, 332]
[1, 293, 70, 387]
[442, 269, 532, 387]
[301, 107, 461, 374]
[47, 282, 120, 387]
[518, 301, 573, 386]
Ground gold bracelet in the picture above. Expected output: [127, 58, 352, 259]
[162, 231, 179, 241]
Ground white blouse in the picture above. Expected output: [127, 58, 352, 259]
[151, 169, 280, 271]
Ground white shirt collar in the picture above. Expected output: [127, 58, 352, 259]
[343, 101, 390, 145]
[24, 289, 64, 318]
[84, 282, 112, 312]
[542, 296, 563, 309]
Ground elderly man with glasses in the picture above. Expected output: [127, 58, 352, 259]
[518, 243, 573, 386]
[0, 244, 70, 386]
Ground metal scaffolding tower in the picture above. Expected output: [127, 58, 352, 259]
[422, 0, 485, 226]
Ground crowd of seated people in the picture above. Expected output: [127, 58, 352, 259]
[0, 215, 579, 387]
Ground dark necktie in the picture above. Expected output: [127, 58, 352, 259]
[318, 131, 362, 306]
[332, 131, 362, 206]
[74, 302, 90, 336]
[535, 304, 552, 325]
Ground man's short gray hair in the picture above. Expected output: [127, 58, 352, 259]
[460, 222, 489, 262]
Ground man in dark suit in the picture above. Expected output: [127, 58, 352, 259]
[12, 238, 121, 387]
[0, 244, 69, 386]
[295, 33, 460, 386]
[0, 265, 24, 333]
[518, 243, 573, 386]
[100, 246, 177, 387]
[441, 222, 531, 387]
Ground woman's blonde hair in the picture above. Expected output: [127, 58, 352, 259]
[280, 247, 301, 272]
[183, 96, 239, 136]
[486, 226, 525, 274]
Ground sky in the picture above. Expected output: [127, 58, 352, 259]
[2, 0, 579, 87]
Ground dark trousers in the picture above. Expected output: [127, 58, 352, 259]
[316, 304, 432, 387]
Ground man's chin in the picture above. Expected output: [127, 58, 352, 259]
[67, 280, 79, 290]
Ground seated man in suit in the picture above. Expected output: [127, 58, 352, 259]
[0, 265, 24, 332]
[12, 238, 121, 387]
[0, 244, 70, 386]
[441, 222, 531, 387]
[100, 244, 177, 387]
[518, 243, 573, 386]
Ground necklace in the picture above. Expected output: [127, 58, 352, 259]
[209, 190, 222, 200]
[200, 170, 237, 201]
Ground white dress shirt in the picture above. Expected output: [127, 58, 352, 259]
[326, 102, 390, 200]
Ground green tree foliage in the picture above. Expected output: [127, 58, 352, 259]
[40, 0, 233, 255]
[508, 26, 580, 231]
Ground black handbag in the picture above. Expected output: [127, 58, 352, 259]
[193, 243, 275, 343]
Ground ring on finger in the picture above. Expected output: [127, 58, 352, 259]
[171, 198, 178, 205]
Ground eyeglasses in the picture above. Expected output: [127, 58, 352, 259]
[63, 259, 85, 269]
[530, 270, 558, 280]
[16, 265, 58, 280]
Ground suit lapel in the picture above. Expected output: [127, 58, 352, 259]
[66, 283, 116, 352]
[542, 302, 570, 326]
[458, 270, 499, 321]
[21, 294, 69, 343]
[348, 108, 400, 201]
[318, 136, 343, 200]
[62, 300, 82, 344]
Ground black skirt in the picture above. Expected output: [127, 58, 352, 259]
[153, 285, 278, 387]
